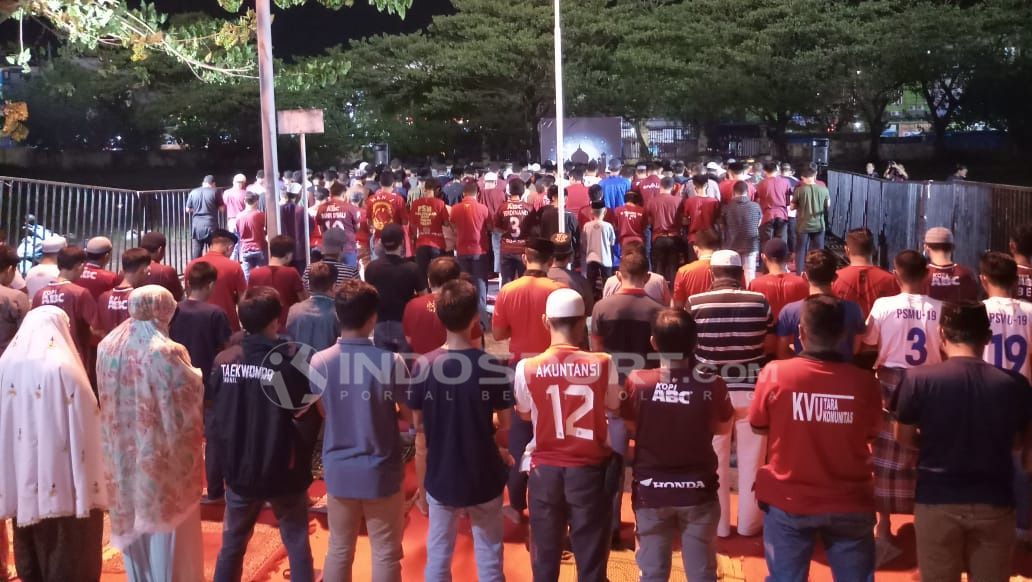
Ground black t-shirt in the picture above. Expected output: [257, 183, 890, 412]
[406, 348, 514, 506]
[591, 289, 664, 381]
[892, 356, 1032, 506]
[364, 254, 422, 322]
[169, 298, 232, 399]
[622, 367, 734, 508]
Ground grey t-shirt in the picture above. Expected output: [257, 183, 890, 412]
[286, 294, 340, 352]
[186, 186, 222, 221]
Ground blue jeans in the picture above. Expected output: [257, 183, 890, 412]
[491, 231, 502, 274]
[499, 254, 525, 288]
[214, 488, 314, 582]
[794, 230, 825, 274]
[425, 493, 504, 582]
[762, 505, 875, 582]
[457, 254, 489, 331]
[506, 412, 534, 511]
[240, 250, 267, 282]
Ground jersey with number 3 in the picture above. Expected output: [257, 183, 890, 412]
[982, 296, 1032, 381]
[497, 201, 532, 256]
[514, 345, 619, 468]
[863, 293, 943, 369]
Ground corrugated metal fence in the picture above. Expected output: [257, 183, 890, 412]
[0, 177, 225, 276]
[827, 171, 1032, 271]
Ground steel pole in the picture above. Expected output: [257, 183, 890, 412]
[553, 0, 565, 233]
[257, 0, 280, 237]
[299, 132, 311, 267]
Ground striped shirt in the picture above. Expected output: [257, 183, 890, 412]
[720, 196, 762, 256]
[302, 259, 360, 292]
[687, 281, 774, 391]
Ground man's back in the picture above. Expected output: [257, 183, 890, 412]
[249, 265, 305, 329]
[982, 296, 1032, 380]
[286, 294, 340, 352]
[793, 184, 829, 233]
[721, 198, 762, 255]
[169, 298, 232, 391]
[450, 198, 490, 256]
[365, 190, 408, 234]
[187, 187, 220, 218]
[864, 293, 943, 369]
[687, 286, 772, 390]
[186, 254, 246, 331]
[364, 255, 421, 322]
[832, 265, 899, 319]
[757, 177, 790, 223]
[925, 262, 980, 303]
[146, 261, 184, 300]
[614, 203, 645, 244]
[645, 195, 682, 238]
[236, 209, 268, 254]
[600, 176, 630, 209]
[748, 273, 809, 321]
[75, 263, 121, 300]
[0, 284, 29, 355]
[494, 274, 562, 360]
[672, 258, 713, 307]
[591, 289, 663, 376]
[316, 199, 359, 251]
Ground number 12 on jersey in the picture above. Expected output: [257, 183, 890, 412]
[545, 384, 595, 440]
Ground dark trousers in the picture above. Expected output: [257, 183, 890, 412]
[214, 488, 314, 582]
[457, 254, 490, 331]
[529, 462, 613, 582]
[761, 218, 788, 246]
[415, 245, 443, 291]
[500, 254, 526, 288]
[652, 236, 680, 287]
[191, 219, 216, 260]
[204, 407, 224, 499]
[586, 261, 612, 304]
[507, 413, 534, 511]
[13, 510, 104, 582]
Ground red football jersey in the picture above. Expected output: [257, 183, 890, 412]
[832, 265, 900, 319]
[96, 285, 133, 334]
[496, 200, 532, 256]
[614, 203, 646, 245]
[514, 345, 619, 468]
[748, 273, 810, 321]
[636, 176, 661, 207]
[365, 190, 409, 234]
[681, 196, 720, 242]
[411, 197, 449, 250]
[924, 263, 980, 303]
[75, 263, 121, 301]
[1018, 264, 1032, 302]
[316, 199, 360, 239]
[402, 293, 483, 355]
[32, 280, 97, 362]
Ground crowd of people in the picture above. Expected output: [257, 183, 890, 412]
[0, 156, 1030, 582]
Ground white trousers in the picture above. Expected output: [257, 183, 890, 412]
[122, 505, 203, 582]
[712, 391, 766, 537]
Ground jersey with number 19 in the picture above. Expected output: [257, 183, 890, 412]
[514, 344, 619, 468]
[863, 292, 943, 369]
[982, 296, 1032, 381]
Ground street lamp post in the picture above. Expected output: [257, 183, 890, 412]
[257, 0, 281, 237]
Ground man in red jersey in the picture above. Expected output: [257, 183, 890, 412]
[923, 227, 979, 302]
[96, 248, 152, 334]
[1010, 224, 1032, 301]
[636, 163, 662, 207]
[365, 171, 409, 258]
[451, 180, 492, 329]
[493, 238, 563, 523]
[248, 235, 308, 331]
[31, 246, 98, 363]
[719, 161, 757, 204]
[316, 182, 360, 267]
[496, 180, 532, 287]
[410, 177, 450, 290]
[672, 228, 720, 310]
[403, 256, 483, 355]
[140, 232, 184, 300]
[832, 228, 900, 319]
[615, 190, 647, 247]
[756, 162, 791, 245]
[514, 287, 620, 582]
[749, 295, 881, 581]
[682, 176, 720, 249]
[75, 237, 121, 300]
[185, 229, 246, 331]
[645, 177, 684, 286]
[563, 168, 592, 217]
[748, 239, 809, 321]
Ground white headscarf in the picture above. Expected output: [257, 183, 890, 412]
[97, 285, 203, 549]
[0, 305, 107, 525]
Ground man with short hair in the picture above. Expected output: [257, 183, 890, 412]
[411, 177, 450, 290]
[286, 261, 340, 352]
[31, 246, 98, 364]
[645, 177, 683, 286]
[636, 163, 663, 206]
[622, 309, 733, 581]
[687, 250, 775, 538]
[1009, 224, 1032, 301]
[496, 180, 532, 287]
[923, 226, 979, 303]
[248, 235, 307, 331]
[365, 171, 409, 258]
[777, 250, 866, 361]
[76, 236, 121, 300]
[980, 252, 1032, 380]
[408, 279, 513, 581]
[364, 223, 422, 353]
[25, 235, 66, 299]
[316, 183, 361, 268]
[756, 161, 790, 245]
[451, 180, 492, 330]
[681, 176, 720, 249]
[515, 287, 620, 582]
[718, 162, 756, 204]
[748, 238, 809, 321]
[95, 248, 152, 334]
[310, 280, 409, 582]
[236, 191, 268, 281]
[614, 190, 646, 248]
[563, 168, 591, 216]
[862, 250, 942, 562]
[0, 244, 29, 354]
[170, 261, 232, 503]
[140, 231, 184, 300]
[582, 200, 617, 301]
[302, 228, 359, 293]
[749, 295, 882, 581]
[791, 167, 830, 274]
[672, 228, 720, 310]
[403, 256, 484, 356]
[721, 180, 763, 284]
[212, 287, 318, 581]
[591, 251, 664, 550]
[547, 232, 594, 316]
[186, 174, 223, 259]
[892, 302, 1032, 582]
[832, 228, 900, 319]
[601, 243, 670, 306]
[185, 229, 247, 331]
[223, 174, 249, 254]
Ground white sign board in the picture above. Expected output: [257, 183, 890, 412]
[277, 109, 325, 135]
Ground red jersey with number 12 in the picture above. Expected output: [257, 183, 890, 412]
[497, 200, 532, 256]
[514, 345, 618, 468]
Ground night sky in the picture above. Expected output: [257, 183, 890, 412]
[152, 0, 453, 58]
